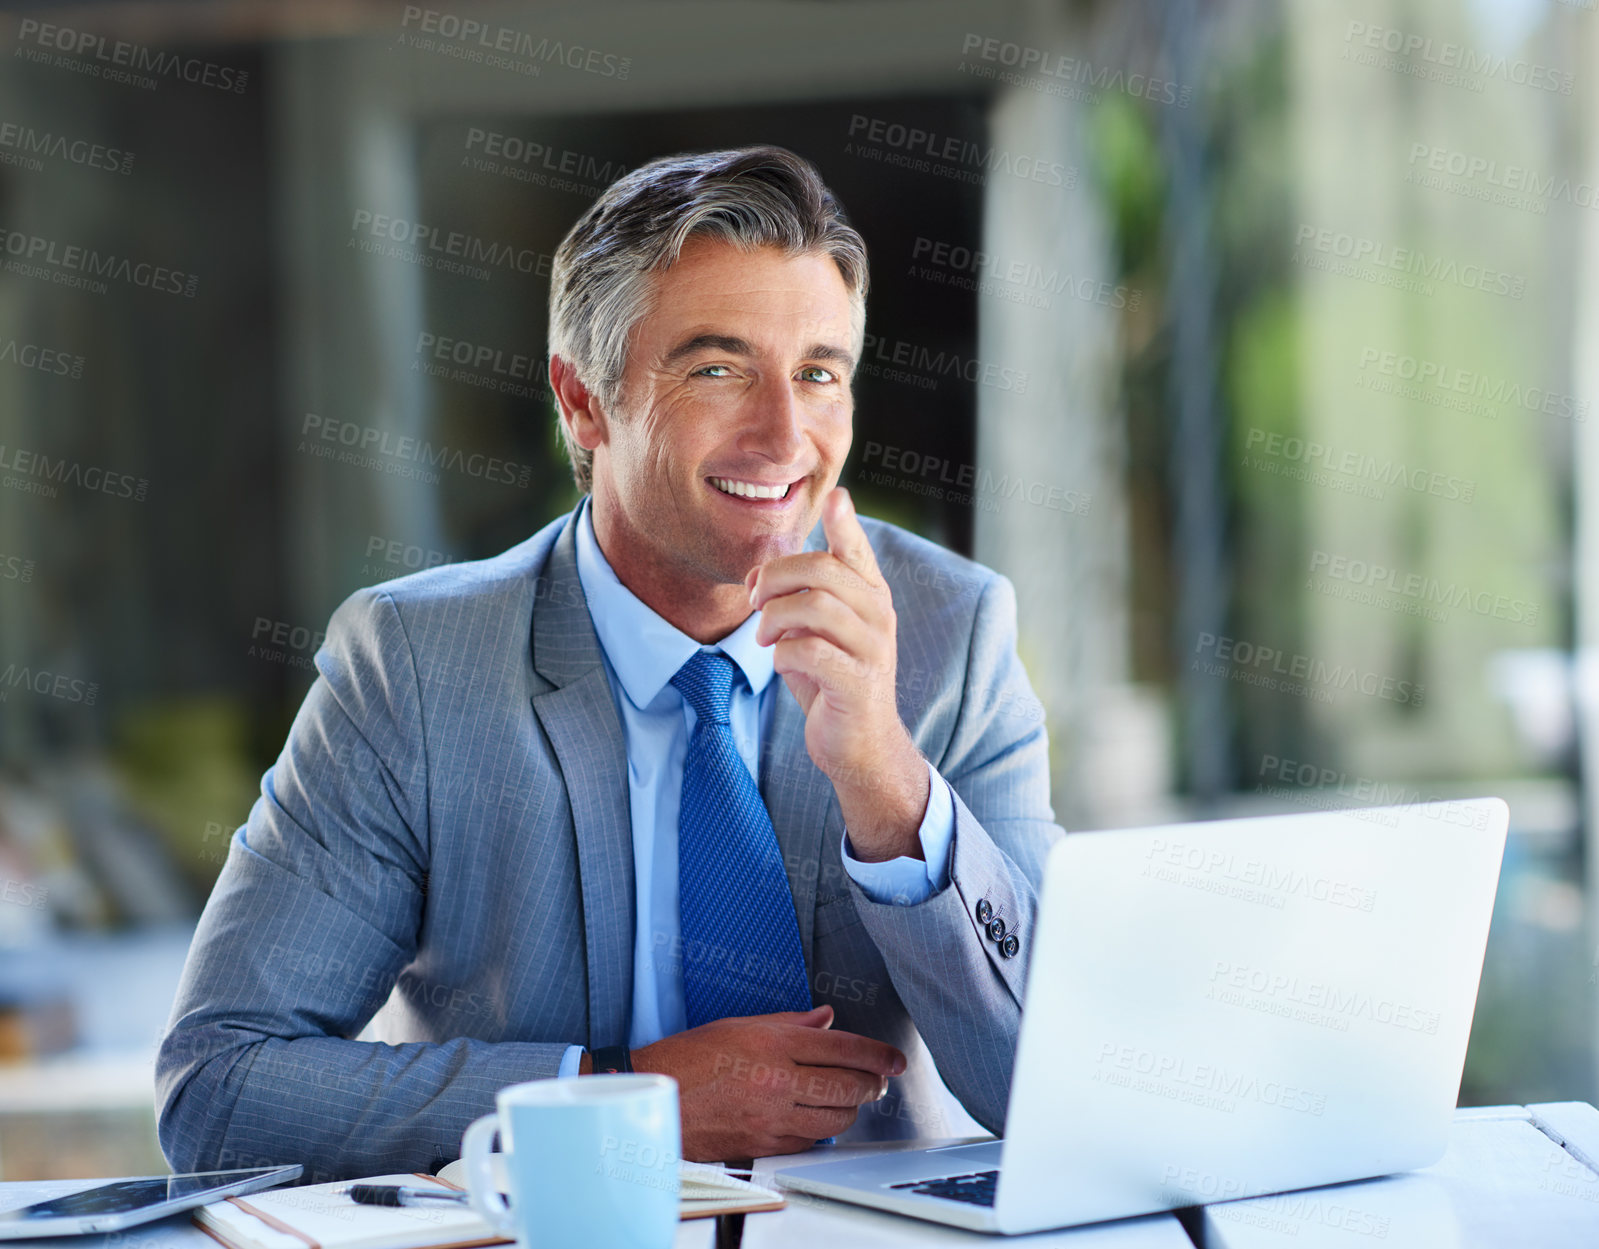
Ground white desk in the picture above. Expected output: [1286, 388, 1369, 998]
[5, 1107, 1597, 1249]
[0, 1179, 716, 1249]
[745, 1104, 1599, 1247]
[1197, 1103, 1599, 1248]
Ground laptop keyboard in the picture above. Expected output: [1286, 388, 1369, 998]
[889, 1169, 999, 1207]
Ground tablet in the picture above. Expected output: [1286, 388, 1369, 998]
[0, 1166, 303, 1238]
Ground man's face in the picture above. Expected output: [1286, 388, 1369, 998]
[587, 236, 858, 590]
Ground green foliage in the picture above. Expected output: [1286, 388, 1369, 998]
[1227, 286, 1299, 458]
[1087, 94, 1165, 274]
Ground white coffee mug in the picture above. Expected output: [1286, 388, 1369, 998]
[460, 1073, 680, 1249]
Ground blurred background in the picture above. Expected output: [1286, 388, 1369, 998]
[0, 0, 1594, 1179]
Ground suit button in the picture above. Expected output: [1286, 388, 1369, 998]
[986, 917, 1007, 942]
[1001, 934, 1019, 959]
[975, 898, 993, 925]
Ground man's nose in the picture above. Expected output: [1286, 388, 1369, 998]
[741, 376, 806, 463]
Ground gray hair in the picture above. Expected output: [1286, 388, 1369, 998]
[548, 145, 869, 493]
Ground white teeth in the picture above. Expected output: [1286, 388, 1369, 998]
[710, 477, 791, 500]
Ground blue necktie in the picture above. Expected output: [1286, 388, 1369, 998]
[672, 650, 813, 1027]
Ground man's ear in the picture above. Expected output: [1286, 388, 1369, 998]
[549, 354, 607, 452]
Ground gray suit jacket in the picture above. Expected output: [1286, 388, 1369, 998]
[156, 506, 1062, 1182]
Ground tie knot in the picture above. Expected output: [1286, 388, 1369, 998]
[671, 650, 736, 725]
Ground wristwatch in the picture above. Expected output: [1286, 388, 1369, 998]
[589, 1044, 633, 1075]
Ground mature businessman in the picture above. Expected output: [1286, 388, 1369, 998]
[157, 145, 1062, 1180]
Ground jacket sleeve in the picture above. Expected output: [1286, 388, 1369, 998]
[842, 571, 1063, 1135]
[155, 587, 569, 1183]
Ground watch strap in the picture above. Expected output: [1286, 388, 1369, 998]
[590, 1044, 633, 1075]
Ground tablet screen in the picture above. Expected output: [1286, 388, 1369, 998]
[0, 1169, 294, 1225]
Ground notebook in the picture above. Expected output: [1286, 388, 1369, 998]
[434, 1153, 785, 1220]
[194, 1173, 503, 1249]
[195, 1160, 784, 1249]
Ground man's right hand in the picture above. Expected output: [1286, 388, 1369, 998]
[626, 1004, 906, 1162]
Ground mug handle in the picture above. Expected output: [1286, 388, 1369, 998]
[460, 1113, 515, 1236]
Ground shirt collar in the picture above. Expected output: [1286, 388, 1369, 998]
[573, 497, 776, 711]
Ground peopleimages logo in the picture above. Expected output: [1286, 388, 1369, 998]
[1255, 753, 1493, 832]
[460, 129, 627, 196]
[0, 443, 148, 501]
[413, 330, 547, 401]
[1406, 143, 1599, 214]
[1193, 631, 1424, 707]
[1356, 347, 1587, 423]
[0, 121, 134, 175]
[859, 441, 1091, 517]
[910, 236, 1142, 310]
[0, 663, 98, 705]
[298, 414, 533, 489]
[845, 114, 1076, 188]
[858, 334, 1028, 394]
[1242, 428, 1475, 506]
[398, 7, 631, 78]
[349, 211, 552, 282]
[1209, 961, 1441, 1034]
[1143, 837, 1379, 912]
[1293, 223, 1525, 299]
[0, 337, 86, 380]
[0, 226, 198, 297]
[1342, 21, 1574, 94]
[1308, 550, 1539, 625]
[1162, 1169, 1393, 1240]
[1095, 1042, 1329, 1116]
[15, 19, 250, 93]
[959, 34, 1193, 107]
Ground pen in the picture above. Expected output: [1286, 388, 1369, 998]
[342, 1185, 470, 1208]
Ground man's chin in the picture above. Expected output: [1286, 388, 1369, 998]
[701, 527, 807, 584]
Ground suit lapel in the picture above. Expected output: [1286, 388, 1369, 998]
[761, 685, 838, 977]
[530, 510, 634, 1049]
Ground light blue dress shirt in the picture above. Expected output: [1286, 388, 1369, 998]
[557, 499, 954, 1074]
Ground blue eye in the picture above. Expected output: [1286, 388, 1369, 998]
[695, 364, 733, 378]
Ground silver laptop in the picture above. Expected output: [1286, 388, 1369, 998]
[775, 799, 1508, 1234]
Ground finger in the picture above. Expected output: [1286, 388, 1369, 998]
[772, 637, 894, 712]
[822, 488, 883, 584]
[751, 551, 873, 610]
[772, 635, 863, 698]
[759, 1005, 833, 1028]
[784, 1104, 859, 1140]
[785, 1025, 907, 1076]
[755, 587, 874, 655]
[784, 1064, 889, 1108]
[782, 669, 821, 718]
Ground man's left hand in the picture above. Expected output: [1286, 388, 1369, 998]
[748, 487, 929, 861]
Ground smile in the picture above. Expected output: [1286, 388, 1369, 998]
[709, 477, 793, 500]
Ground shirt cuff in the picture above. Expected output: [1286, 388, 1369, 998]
[557, 1044, 585, 1078]
[839, 759, 954, 905]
